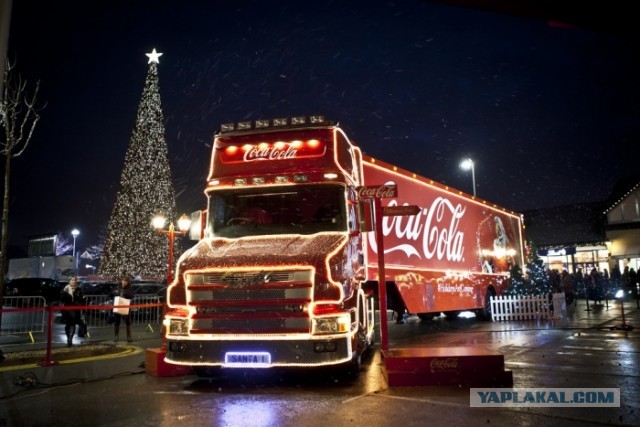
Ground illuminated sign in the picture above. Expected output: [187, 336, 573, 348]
[356, 184, 398, 199]
[224, 351, 272, 367]
[218, 139, 326, 163]
[538, 247, 576, 256]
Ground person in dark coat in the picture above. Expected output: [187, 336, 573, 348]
[628, 268, 638, 299]
[60, 277, 85, 346]
[113, 276, 135, 342]
[561, 270, 576, 315]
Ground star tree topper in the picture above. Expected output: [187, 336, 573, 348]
[146, 48, 163, 64]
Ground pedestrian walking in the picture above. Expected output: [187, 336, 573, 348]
[113, 276, 135, 342]
[60, 277, 87, 346]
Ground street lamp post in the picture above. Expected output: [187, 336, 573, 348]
[152, 213, 191, 354]
[459, 158, 476, 197]
[152, 214, 192, 284]
[71, 229, 80, 277]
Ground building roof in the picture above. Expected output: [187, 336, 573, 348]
[603, 176, 640, 214]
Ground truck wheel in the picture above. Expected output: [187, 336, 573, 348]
[340, 354, 362, 380]
[477, 289, 495, 321]
[193, 366, 221, 378]
[417, 313, 435, 321]
[444, 310, 461, 320]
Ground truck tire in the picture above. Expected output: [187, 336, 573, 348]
[193, 366, 221, 378]
[476, 289, 495, 321]
[340, 354, 362, 380]
[417, 313, 435, 321]
[444, 310, 461, 320]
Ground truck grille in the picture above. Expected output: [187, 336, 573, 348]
[195, 271, 299, 286]
[185, 269, 313, 334]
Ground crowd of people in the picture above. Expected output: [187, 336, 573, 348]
[548, 264, 639, 309]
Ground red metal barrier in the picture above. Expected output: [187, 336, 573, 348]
[1, 301, 163, 367]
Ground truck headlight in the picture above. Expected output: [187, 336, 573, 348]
[167, 318, 188, 335]
[312, 314, 350, 335]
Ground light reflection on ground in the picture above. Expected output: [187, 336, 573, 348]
[217, 400, 277, 427]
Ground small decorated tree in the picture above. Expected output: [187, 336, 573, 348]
[504, 241, 551, 296]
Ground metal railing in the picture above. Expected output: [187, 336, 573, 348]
[0, 296, 47, 336]
[82, 294, 163, 329]
[1, 295, 163, 337]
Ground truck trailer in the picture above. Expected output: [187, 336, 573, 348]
[164, 116, 525, 376]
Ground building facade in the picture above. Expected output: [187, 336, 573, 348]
[604, 181, 640, 274]
[524, 202, 609, 275]
[524, 178, 640, 280]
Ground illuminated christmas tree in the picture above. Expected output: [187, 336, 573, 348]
[505, 240, 551, 296]
[99, 49, 177, 280]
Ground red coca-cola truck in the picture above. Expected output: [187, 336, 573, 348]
[164, 116, 525, 376]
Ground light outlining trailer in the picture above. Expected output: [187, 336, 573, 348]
[163, 116, 525, 376]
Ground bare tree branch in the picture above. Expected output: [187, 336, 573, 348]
[1, 60, 43, 157]
[0, 59, 45, 328]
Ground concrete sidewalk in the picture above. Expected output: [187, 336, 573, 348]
[0, 321, 162, 371]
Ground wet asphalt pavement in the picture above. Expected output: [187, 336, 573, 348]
[0, 298, 638, 427]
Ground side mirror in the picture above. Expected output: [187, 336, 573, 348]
[189, 210, 207, 240]
[358, 200, 374, 232]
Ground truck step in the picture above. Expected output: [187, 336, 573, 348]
[381, 346, 513, 387]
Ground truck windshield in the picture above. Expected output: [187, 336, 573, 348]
[208, 184, 347, 238]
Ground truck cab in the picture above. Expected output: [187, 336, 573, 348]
[164, 116, 375, 375]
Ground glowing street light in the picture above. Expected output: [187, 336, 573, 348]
[459, 158, 476, 197]
[152, 214, 192, 284]
[610, 289, 634, 331]
[71, 229, 80, 276]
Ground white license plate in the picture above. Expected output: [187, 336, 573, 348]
[224, 351, 272, 367]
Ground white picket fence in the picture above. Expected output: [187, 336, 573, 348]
[490, 293, 566, 321]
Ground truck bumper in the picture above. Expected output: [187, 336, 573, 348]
[165, 336, 353, 368]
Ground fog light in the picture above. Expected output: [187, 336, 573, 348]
[169, 341, 187, 352]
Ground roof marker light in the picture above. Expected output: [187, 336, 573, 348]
[275, 176, 289, 183]
[234, 178, 247, 186]
[310, 115, 325, 124]
[294, 174, 308, 183]
[255, 119, 270, 128]
[221, 123, 235, 132]
[273, 118, 287, 126]
[252, 177, 265, 184]
[237, 121, 252, 130]
[291, 116, 306, 125]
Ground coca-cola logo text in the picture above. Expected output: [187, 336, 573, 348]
[356, 185, 398, 199]
[243, 143, 298, 161]
[370, 196, 465, 263]
[430, 357, 459, 372]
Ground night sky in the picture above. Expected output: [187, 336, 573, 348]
[4, 0, 639, 252]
